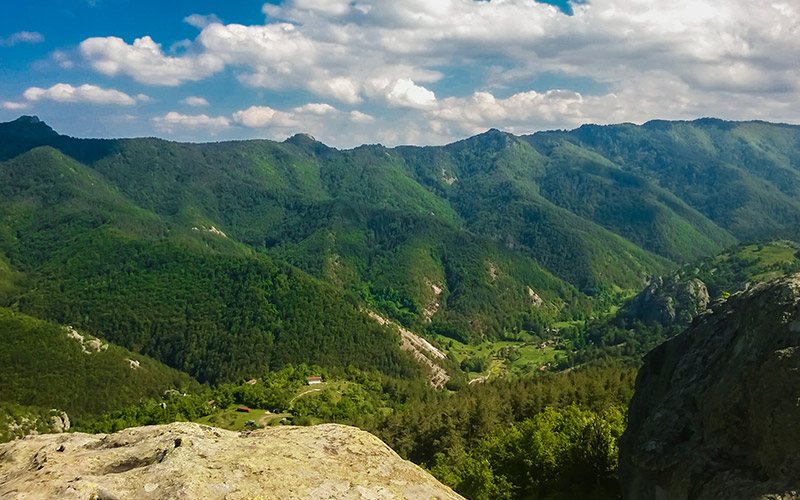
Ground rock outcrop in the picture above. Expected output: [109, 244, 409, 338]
[627, 274, 710, 327]
[0, 422, 464, 500]
[620, 273, 800, 500]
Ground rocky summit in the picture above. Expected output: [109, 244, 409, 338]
[0, 422, 464, 500]
[620, 273, 800, 500]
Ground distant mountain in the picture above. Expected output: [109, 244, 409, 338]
[1, 116, 799, 381]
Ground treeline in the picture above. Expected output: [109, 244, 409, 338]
[373, 363, 635, 499]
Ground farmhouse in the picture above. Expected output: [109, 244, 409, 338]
[307, 376, 322, 385]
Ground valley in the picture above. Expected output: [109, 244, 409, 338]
[2, 116, 800, 499]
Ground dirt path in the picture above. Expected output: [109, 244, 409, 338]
[289, 388, 323, 408]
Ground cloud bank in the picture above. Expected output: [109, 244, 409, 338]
[66, 0, 800, 145]
[23, 84, 147, 106]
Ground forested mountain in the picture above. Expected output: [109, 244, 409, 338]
[0, 307, 194, 440]
[2, 116, 800, 387]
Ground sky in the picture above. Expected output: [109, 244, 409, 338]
[1, 0, 799, 148]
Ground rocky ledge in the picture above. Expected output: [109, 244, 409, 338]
[620, 273, 800, 500]
[0, 422, 464, 500]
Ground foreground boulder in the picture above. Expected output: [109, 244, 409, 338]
[620, 273, 800, 499]
[0, 422, 464, 499]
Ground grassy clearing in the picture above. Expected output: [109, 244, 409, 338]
[196, 407, 271, 430]
[437, 334, 572, 381]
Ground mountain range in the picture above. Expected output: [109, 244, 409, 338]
[1, 115, 800, 419]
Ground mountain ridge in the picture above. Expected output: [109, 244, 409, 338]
[2, 115, 800, 384]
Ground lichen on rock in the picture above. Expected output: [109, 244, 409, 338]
[0, 422, 464, 500]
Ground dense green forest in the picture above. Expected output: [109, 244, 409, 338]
[3, 116, 800, 349]
[3, 116, 800, 499]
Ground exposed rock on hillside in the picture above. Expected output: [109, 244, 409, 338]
[0, 422, 464, 500]
[368, 311, 449, 389]
[620, 273, 800, 500]
[627, 274, 710, 327]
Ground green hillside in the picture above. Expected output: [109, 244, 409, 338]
[0, 307, 193, 423]
[3, 116, 800, 385]
[526, 119, 800, 242]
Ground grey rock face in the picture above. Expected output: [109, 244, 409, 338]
[0, 422, 465, 500]
[628, 275, 710, 327]
[49, 411, 70, 433]
[619, 273, 800, 500]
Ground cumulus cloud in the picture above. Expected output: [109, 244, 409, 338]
[0, 31, 44, 47]
[181, 96, 210, 106]
[1, 101, 29, 110]
[373, 78, 438, 110]
[431, 89, 625, 136]
[22, 83, 147, 105]
[350, 110, 375, 123]
[80, 36, 224, 86]
[232, 105, 297, 128]
[291, 102, 337, 115]
[74, 0, 800, 144]
[152, 112, 230, 133]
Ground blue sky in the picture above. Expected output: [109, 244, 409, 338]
[1, 0, 798, 147]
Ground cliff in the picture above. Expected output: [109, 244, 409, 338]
[627, 274, 710, 327]
[619, 273, 800, 499]
[0, 422, 464, 500]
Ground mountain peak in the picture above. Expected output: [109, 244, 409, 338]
[284, 132, 332, 154]
[6, 115, 56, 135]
[0, 115, 60, 160]
[14, 115, 42, 124]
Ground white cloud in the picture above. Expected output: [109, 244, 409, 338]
[22, 83, 147, 105]
[350, 110, 375, 123]
[307, 77, 362, 104]
[152, 112, 230, 133]
[51, 50, 75, 69]
[0, 31, 44, 47]
[232, 106, 297, 128]
[377, 78, 438, 110]
[184, 14, 222, 29]
[1, 101, 29, 110]
[79, 36, 224, 86]
[432, 88, 625, 136]
[72, 0, 800, 144]
[181, 96, 210, 107]
[291, 0, 352, 17]
[292, 102, 337, 115]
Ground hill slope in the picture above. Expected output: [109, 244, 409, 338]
[0, 307, 194, 439]
[2, 116, 800, 381]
